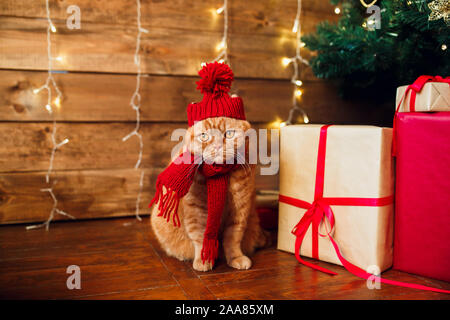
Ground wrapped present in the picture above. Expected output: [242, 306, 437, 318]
[396, 75, 450, 112]
[393, 112, 450, 282]
[278, 125, 395, 273]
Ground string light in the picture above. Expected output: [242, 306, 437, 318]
[216, 6, 224, 14]
[212, 0, 229, 63]
[334, 7, 341, 14]
[27, 0, 73, 230]
[441, 44, 447, 51]
[282, 57, 293, 66]
[54, 96, 61, 108]
[122, 0, 148, 221]
[281, 0, 309, 126]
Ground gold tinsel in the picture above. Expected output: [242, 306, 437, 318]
[428, 0, 449, 25]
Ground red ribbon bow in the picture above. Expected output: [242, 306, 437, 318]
[392, 75, 450, 156]
[280, 125, 450, 294]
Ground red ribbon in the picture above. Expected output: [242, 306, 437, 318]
[392, 75, 450, 156]
[280, 125, 450, 294]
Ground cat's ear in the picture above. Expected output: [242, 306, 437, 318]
[241, 120, 251, 132]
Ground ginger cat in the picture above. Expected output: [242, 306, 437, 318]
[151, 116, 269, 271]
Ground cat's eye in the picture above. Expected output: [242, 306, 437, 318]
[225, 130, 235, 139]
[197, 132, 210, 142]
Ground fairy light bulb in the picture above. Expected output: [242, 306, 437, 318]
[334, 7, 341, 14]
[303, 115, 309, 124]
[216, 40, 225, 51]
[299, 42, 306, 48]
[50, 23, 56, 33]
[292, 20, 299, 33]
[54, 97, 61, 107]
[55, 56, 63, 62]
[282, 57, 292, 66]
[294, 80, 303, 86]
[442, 44, 447, 51]
[216, 6, 224, 14]
[279, 121, 287, 128]
[201, 62, 207, 67]
[33, 88, 40, 94]
[295, 89, 303, 97]
[218, 59, 225, 63]
[45, 104, 52, 113]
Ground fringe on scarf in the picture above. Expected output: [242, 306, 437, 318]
[201, 238, 219, 265]
[149, 181, 181, 227]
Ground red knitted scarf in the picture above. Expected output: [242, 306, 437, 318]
[149, 151, 236, 265]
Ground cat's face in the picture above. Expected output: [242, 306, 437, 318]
[186, 117, 251, 165]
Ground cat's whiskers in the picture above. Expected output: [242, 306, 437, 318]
[235, 152, 251, 176]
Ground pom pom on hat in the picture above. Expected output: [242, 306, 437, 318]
[187, 61, 245, 126]
[196, 62, 234, 96]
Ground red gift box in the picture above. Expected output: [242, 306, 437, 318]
[393, 112, 450, 282]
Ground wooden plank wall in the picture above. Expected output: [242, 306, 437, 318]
[0, 0, 387, 225]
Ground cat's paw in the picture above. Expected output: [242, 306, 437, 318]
[193, 258, 213, 272]
[228, 255, 252, 270]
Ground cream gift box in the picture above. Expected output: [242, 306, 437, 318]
[396, 82, 450, 112]
[277, 125, 395, 272]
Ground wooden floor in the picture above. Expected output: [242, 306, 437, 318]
[0, 216, 449, 300]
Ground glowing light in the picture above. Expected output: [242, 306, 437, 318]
[282, 57, 292, 66]
[216, 40, 225, 51]
[216, 6, 224, 14]
[303, 115, 309, 124]
[334, 7, 341, 14]
[218, 59, 225, 63]
[201, 62, 207, 67]
[269, 118, 284, 129]
[442, 44, 447, 51]
[292, 20, 299, 33]
[281, 0, 309, 127]
[27, 0, 71, 231]
[55, 56, 63, 62]
[54, 97, 61, 107]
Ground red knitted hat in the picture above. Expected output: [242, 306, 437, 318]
[187, 62, 246, 126]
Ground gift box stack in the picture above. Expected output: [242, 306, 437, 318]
[277, 75, 450, 291]
[393, 76, 450, 282]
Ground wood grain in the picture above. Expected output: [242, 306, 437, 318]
[0, 70, 291, 122]
[0, 216, 448, 300]
[0, 11, 333, 79]
[0, 70, 392, 124]
[0, 167, 278, 224]
[0, 168, 158, 224]
[0, 122, 283, 172]
[0, 0, 337, 33]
